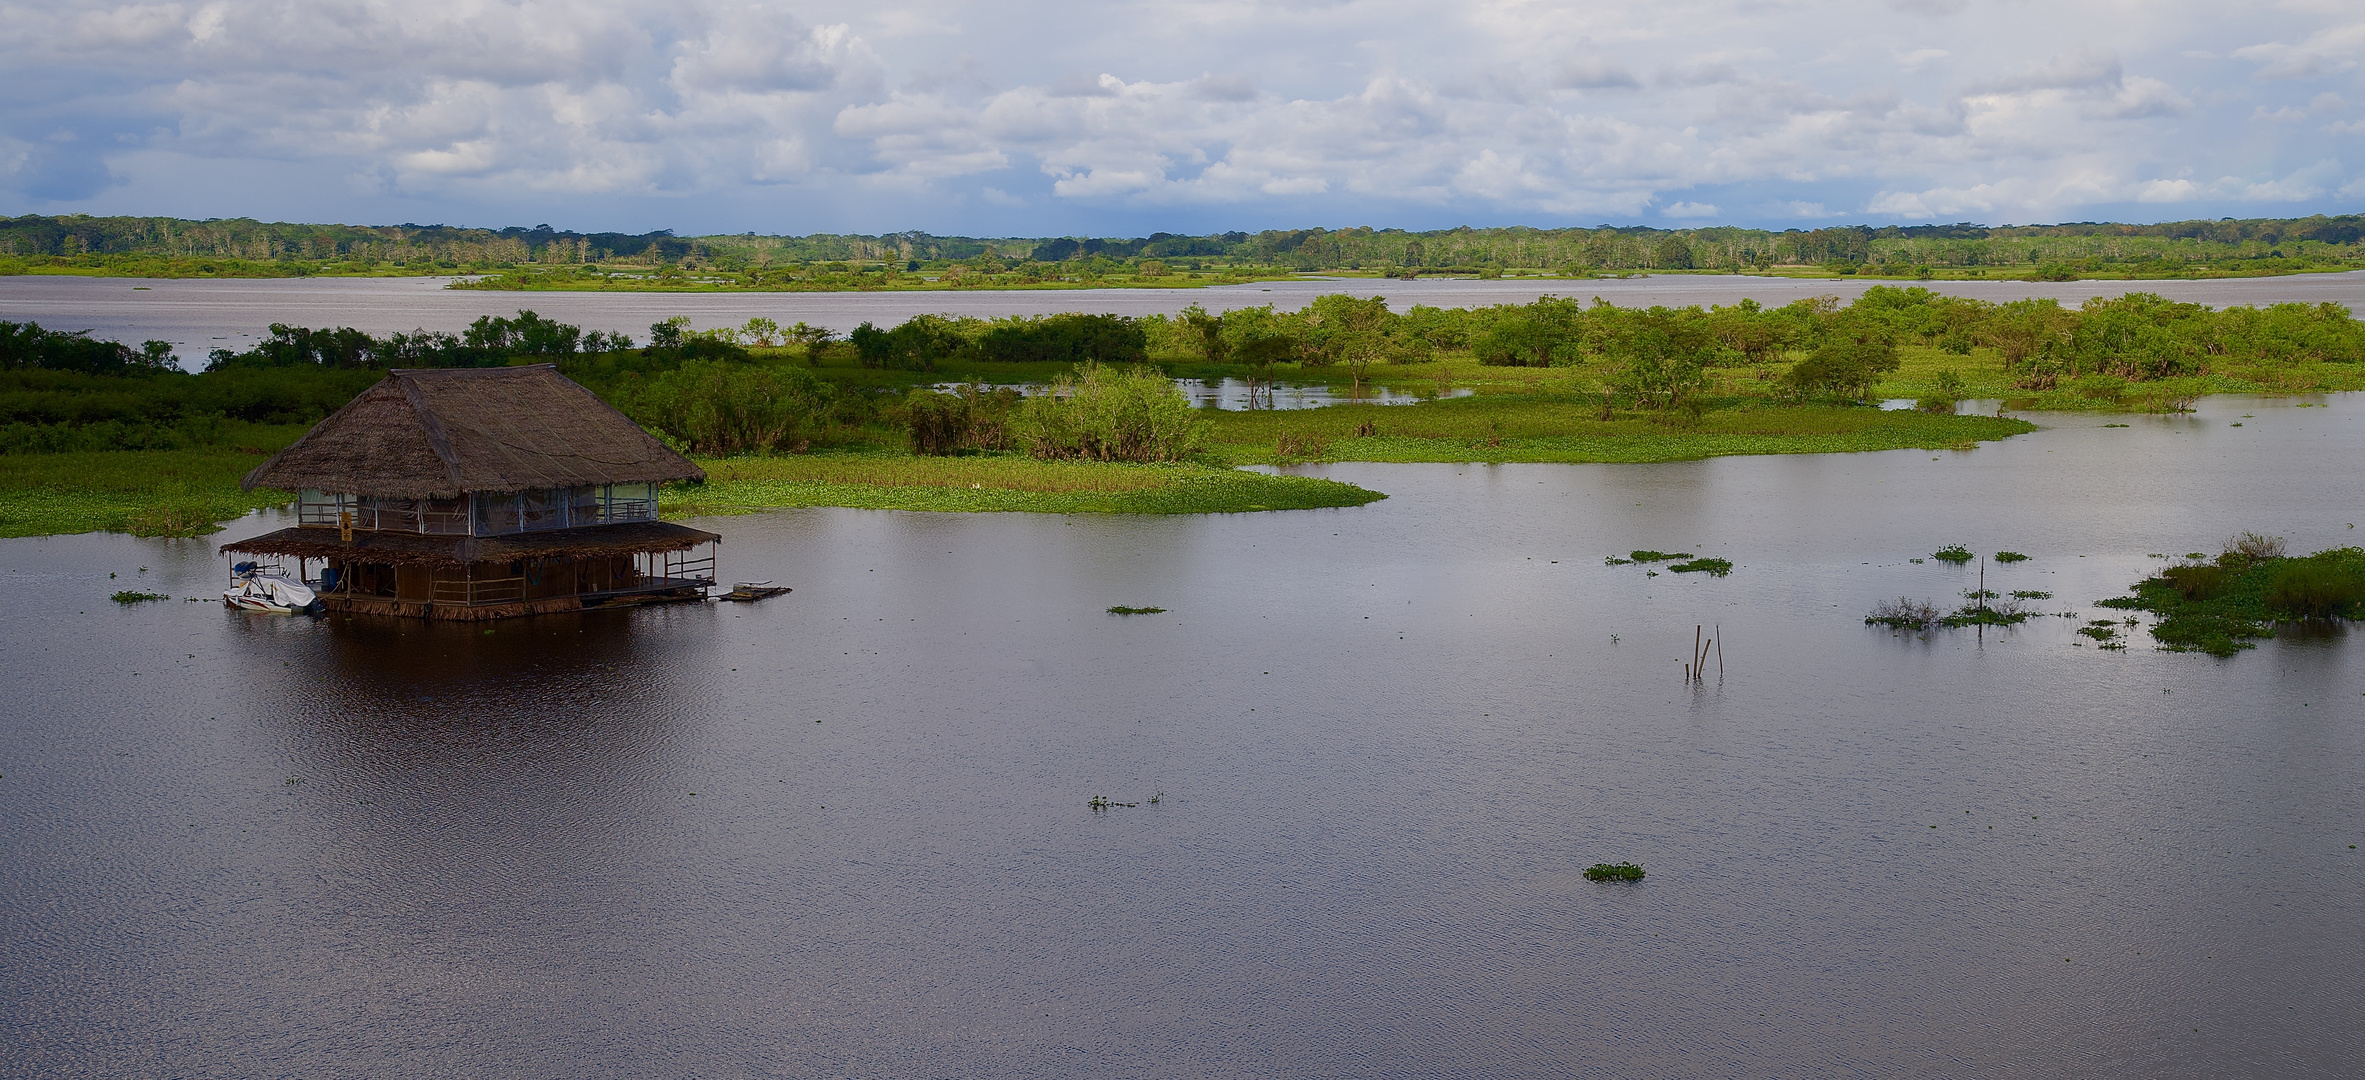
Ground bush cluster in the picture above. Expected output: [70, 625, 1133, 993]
[1016, 363, 1203, 463]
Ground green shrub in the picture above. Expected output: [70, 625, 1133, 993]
[901, 384, 1020, 456]
[976, 314, 1146, 365]
[2265, 561, 2365, 619]
[849, 314, 967, 371]
[1781, 331, 1899, 400]
[621, 360, 836, 455]
[1917, 369, 1966, 413]
[1018, 363, 1203, 463]
[2160, 563, 2227, 601]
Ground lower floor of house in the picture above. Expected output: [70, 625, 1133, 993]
[222, 522, 721, 622]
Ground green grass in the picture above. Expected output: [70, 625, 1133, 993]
[1205, 395, 2033, 465]
[665, 450, 1385, 516]
[0, 447, 294, 538]
[2097, 546, 2365, 655]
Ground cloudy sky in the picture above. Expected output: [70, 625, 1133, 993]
[2, 0, 2361, 235]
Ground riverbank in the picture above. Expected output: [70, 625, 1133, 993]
[0, 404, 2031, 537]
[667, 454, 1384, 516]
[12, 255, 2361, 290]
[0, 446, 296, 538]
[1203, 400, 2034, 465]
[0, 443, 1387, 538]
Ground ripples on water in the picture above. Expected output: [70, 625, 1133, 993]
[3, 395, 2362, 1077]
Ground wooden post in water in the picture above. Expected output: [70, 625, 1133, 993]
[1686, 624, 1716, 685]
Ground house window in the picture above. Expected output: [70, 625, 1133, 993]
[298, 490, 356, 527]
[600, 482, 658, 523]
[422, 497, 470, 534]
[474, 492, 523, 534]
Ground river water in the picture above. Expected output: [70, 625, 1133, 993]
[3, 392, 2360, 1078]
[7, 271, 2365, 369]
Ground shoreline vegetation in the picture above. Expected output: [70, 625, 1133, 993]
[6, 280, 2363, 539]
[5, 212, 2364, 288]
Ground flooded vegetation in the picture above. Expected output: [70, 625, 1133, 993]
[2098, 534, 2365, 655]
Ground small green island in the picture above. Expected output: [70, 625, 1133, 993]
[2098, 535, 2365, 656]
[7, 273, 2365, 538]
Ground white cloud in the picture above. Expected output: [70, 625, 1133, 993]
[2135, 178, 2200, 202]
[0, 0, 2357, 228]
[2233, 21, 2365, 80]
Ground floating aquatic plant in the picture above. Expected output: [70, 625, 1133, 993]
[1993, 551, 2030, 563]
[1932, 545, 1974, 564]
[1584, 862, 1646, 882]
[1106, 605, 1166, 615]
[1628, 550, 1693, 563]
[109, 590, 168, 604]
[1668, 557, 1732, 577]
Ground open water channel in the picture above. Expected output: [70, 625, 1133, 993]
[3, 388, 2361, 1077]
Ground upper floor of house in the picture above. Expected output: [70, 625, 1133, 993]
[296, 482, 662, 536]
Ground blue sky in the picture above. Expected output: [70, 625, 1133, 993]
[3, 0, 2362, 236]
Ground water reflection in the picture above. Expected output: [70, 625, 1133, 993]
[934, 376, 1472, 410]
[226, 605, 723, 905]
[3, 394, 2363, 1076]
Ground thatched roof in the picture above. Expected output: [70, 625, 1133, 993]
[242, 365, 703, 499]
[222, 521, 720, 567]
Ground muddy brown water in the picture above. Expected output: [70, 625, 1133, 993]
[3, 394, 2363, 1077]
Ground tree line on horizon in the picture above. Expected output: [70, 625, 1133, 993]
[5, 212, 2363, 279]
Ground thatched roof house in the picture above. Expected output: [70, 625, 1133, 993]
[223, 365, 720, 621]
[242, 365, 704, 498]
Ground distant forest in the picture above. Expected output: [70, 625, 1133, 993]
[3, 212, 2363, 278]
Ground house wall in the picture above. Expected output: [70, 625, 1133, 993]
[395, 565, 432, 601]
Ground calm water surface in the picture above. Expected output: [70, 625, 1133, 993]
[8, 271, 2365, 368]
[4, 396, 2362, 1078]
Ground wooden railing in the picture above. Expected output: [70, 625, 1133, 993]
[431, 575, 524, 606]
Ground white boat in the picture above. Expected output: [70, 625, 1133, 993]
[223, 563, 322, 615]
